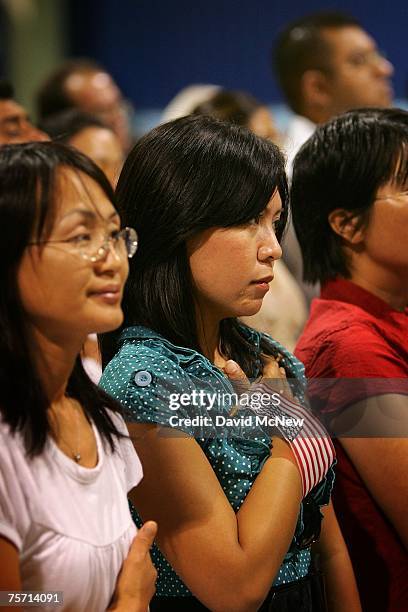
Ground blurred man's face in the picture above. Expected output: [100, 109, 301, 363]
[64, 70, 131, 152]
[321, 26, 393, 115]
[0, 99, 48, 145]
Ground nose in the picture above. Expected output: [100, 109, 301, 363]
[105, 238, 123, 262]
[95, 239, 127, 277]
[375, 55, 394, 78]
[258, 229, 282, 262]
[26, 123, 50, 143]
[34, 129, 51, 142]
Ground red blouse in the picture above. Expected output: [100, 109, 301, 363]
[295, 278, 408, 611]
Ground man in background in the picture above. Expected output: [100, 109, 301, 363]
[272, 11, 394, 299]
[36, 60, 132, 152]
[274, 11, 393, 170]
[0, 80, 47, 145]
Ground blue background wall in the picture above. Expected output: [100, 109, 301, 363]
[69, 0, 407, 109]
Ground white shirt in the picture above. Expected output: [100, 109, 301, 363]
[283, 114, 316, 178]
[0, 411, 142, 612]
[281, 113, 320, 304]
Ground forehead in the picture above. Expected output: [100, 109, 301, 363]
[0, 99, 27, 123]
[321, 26, 376, 60]
[65, 71, 120, 111]
[53, 167, 117, 221]
[70, 126, 122, 156]
[266, 189, 282, 213]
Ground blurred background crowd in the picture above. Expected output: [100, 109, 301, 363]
[1, 2, 408, 610]
[0, 0, 407, 138]
[1, 0, 406, 366]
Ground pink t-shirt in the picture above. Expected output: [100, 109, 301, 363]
[0, 411, 142, 612]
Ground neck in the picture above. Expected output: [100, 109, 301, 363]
[301, 106, 331, 125]
[28, 325, 85, 404]
[195, 306, 222, 363]
[349, 267, 408, 311]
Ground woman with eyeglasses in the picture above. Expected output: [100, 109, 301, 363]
[293, 108, 408, 612]
[0, 142, 156, 611]
[100, 115, 360, 611]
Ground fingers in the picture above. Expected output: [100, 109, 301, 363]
[261, 354, 283, 379]
[128, 521, 157, 561]
[223, 360, 250, 393]
[223, 357, 294, 413]
[222, 360, 250, 416]
[223, 360, 248, 383]
[111, 521, 158, 610]
[261, 354, 293, 400]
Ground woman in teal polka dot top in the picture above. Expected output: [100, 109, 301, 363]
[100, 116, 361, 611]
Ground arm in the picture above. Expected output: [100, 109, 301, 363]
[313, 502, 361, 612]
[331, 394, 408, 549]
[128, 422, 302, 612]
[0, 537, 22, 612]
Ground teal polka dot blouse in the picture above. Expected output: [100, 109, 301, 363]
[100, 324, 335, 596]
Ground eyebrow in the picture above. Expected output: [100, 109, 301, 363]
[60, 208, 120, 222]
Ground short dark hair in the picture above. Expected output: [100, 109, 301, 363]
[0, 79, 14, 100]
[273, 11, 360, 113]
[0, 141, 124, 456]
[291, 107, 408, 285]
[101, 114, 289, 376]
[192, 89, 262, 128]
[39, 108, 107, 142]
[36, 59, 103, 119]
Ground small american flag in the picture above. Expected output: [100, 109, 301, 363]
[249, 382, 335, 497]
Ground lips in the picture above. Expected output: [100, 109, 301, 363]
[89, 284, 122, 304]
[90, 284, 121, 295]
[252, 275, 274, 285]
[250, 275, 273, 297]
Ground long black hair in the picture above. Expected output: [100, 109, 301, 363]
[0, 141, 125, 456]
[101, 115, 289, 376]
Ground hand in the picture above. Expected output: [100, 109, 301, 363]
[223, 359, 250, 397]
[261, 353, 294, 401]
[223, 355, 292, 402]
[108, 521, 158, 612]
[223, 359, 335, 498]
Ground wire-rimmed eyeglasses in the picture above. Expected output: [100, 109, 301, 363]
[28, 227, 138, 263]
[375, 190, 408, 202]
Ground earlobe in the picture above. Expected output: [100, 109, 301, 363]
[328, 209, 365, 244]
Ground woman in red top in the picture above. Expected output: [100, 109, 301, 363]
[292, 108, 408, 611]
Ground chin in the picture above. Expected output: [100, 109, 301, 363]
[233, 300, 264, 319]
[90, 309, 124, 334]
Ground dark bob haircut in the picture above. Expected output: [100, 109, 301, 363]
[291, 107, 408, 285]
[101, 114, 289, 376]
[0, 141, 124, 456]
